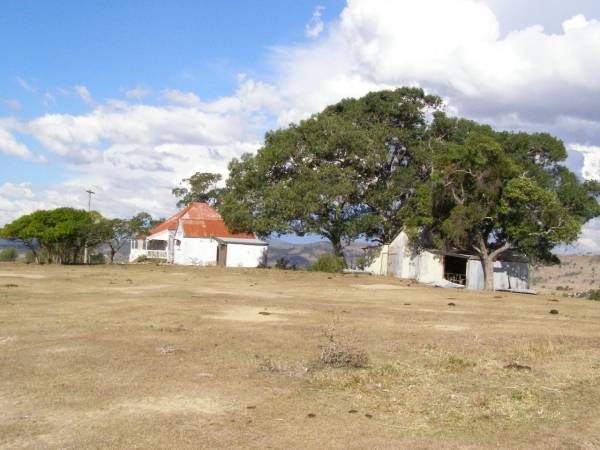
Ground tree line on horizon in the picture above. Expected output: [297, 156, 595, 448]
[2, 87, 599, 289]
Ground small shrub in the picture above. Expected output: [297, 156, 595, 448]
[585, 289, 600, 301]
[355, 256, 367, 270]
[318, 321, 369, 368]
[0, 247, 18, 262]
[556, 285, 572, 291]
[89, 253, 106, 264]
[24, 251, 36, 264]
[275, 257, 290, 270]
[310, 253, 345, 273]
[134, 255, 147, 263]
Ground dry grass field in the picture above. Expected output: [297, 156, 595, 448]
[1, 263, 600, 449]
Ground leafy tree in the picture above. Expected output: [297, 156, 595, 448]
[0, 214, 40, 262]
[408, 112, 600, 290]
[129, 212, 162, 236]
[172, 172, 222, 208]
[0, 247, 18, 262]
[0, 208, 110, 264]
[101, 218, 131, 263]
[220, 88, 441, 258]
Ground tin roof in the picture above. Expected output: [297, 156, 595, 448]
[147, 202, 256, 240]
[214, 237, 267, 245]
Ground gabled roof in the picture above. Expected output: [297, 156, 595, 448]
[147, 202, 256, 240]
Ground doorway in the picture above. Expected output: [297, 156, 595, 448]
[444, 255, 467, 285]
[216, 244, 227, 267]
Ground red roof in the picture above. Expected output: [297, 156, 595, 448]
[148, 202, 256, 239]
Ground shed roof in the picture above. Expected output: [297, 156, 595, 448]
[214, 237, 268, 246]
[147, 202, 256, 240]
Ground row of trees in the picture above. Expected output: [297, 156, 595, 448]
[0, 209, 161, 264]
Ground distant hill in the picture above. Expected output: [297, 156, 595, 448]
[530, 255, 600, 295]
[265, 238, 370, 268]
[0, 239, 28, 252]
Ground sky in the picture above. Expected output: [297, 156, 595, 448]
[1, 0, 600, 252]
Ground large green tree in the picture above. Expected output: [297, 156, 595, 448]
[220, 88, 441, 257]
[172, 172, 223, 208]
[0, 208, 111, 264]
[408, 112, 600, 290]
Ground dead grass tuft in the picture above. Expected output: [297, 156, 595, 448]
[156, 344, 178, 355]
[318, 321, 370, 369]
[471, 392, 488, 407]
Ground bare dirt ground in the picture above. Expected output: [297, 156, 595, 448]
[1, 263, 600, 449]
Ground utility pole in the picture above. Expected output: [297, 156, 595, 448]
[83, 190, 95, 264]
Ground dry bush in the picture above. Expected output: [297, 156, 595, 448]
[318, 321, 370, 369]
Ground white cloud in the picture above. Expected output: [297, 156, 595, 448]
[569, 144, 600, 181]
[305, 5, 325, 38]
[267, 0, 600, 128]
[74, 85, 93, 104]
[0, 123, 36, 161]
[162, 89, 201, 106]
[125, 86, 151, 99]
[0, 182, 34, 199]
[562, 13, 595, 32]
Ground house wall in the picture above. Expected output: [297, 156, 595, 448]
[174, 237, 218, 266]
[225, 243, 267, 268]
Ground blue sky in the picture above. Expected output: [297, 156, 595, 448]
[0, 0, 343, 187]
[1, 0, 600, 251]
[1, 1, 342, 113]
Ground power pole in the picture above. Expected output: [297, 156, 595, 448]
[83, 190, 95, 264]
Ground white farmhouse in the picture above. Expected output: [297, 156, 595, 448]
[129, 202, 267, 267]
[364, 231, 530, 291]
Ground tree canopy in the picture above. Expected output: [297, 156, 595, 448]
[405, 112, 600, 289]
[220, 87, 599, 287]
[220, 87, 442, 257]
[0, 208, 109, 264]
[172, 172, 223, 208]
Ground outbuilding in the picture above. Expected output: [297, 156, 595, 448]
[129, 202, 267, 267]
[364, 231, 530, 291]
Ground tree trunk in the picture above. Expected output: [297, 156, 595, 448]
[475, 236, 512, 291]
[329, 237, 346, 266]
[480, 252, 494, 291]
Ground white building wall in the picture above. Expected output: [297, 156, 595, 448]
[174, 237, 218, 266]
[364, 245, 389, 275]
[225, 244, 267, 268]
[129, 247, 146, 262]
[415, 250, 444, 283]
[466, 259, 529, 290]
